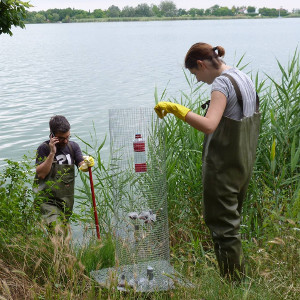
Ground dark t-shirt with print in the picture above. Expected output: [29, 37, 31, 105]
[35, 140, 84, 167]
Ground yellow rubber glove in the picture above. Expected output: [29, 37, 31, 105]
[154, 101, 191, 121]
[79, 156, 95, 172]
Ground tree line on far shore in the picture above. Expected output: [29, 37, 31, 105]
[25, 1, 297, 24]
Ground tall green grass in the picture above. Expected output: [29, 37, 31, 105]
[74, 124, 114, 238]
[244, 50, 300, 243]
[0, 51, 299, 299]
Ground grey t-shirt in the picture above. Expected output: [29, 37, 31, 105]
[211, 68, 257, 120]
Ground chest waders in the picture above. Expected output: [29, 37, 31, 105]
[34, 145, 75, 225]
[202, 74, 260, 280]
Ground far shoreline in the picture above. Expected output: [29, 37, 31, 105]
[24, 14, 300, 25]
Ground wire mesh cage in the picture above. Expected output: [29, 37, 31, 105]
[109, 107, 169, 266]
[91, 107, 189, 292]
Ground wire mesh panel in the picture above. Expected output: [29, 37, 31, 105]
[109, 107, 169, 266]
[91, 107, 191, 292]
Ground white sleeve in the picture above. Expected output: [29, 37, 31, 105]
[211, 76, 231, 99]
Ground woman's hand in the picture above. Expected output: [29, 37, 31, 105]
[154, 102, 191, 121]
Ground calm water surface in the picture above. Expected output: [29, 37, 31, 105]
[1, 18, 300, 166]
[1, 18, 299, 241]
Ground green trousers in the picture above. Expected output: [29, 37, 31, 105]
[202, 113, 260, 279]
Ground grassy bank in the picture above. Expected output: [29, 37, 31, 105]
[0, 52, 299, 299]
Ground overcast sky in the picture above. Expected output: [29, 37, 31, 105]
[28, 1, 299, 12]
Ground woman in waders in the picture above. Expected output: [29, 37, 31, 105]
[34, 115, 94, 230]
[154, 42, 260, 280]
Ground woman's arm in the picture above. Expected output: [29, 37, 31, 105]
[185, 91, 227, 134]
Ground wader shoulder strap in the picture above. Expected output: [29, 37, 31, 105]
[222, 73, 260, 113]
[222, 73, 244, 114]
[201, 73, 260, 115]
[255, 93, 260, 113]
[67, 143, 74, 159]
[202, 74, 244, 117]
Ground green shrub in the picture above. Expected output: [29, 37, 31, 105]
[0, 156, 41, 238]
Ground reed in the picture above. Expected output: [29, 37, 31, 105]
[244, 49, 300, 242]
[75, 123, 114, 237]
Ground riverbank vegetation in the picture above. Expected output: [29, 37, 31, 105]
[0, 52, 299, 298]
[24, 1, 300, 24]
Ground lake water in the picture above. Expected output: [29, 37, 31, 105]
[1, 18, 300, 167]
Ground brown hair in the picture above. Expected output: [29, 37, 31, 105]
[184, 42, 225, 70]
[49, 115, 70, 134]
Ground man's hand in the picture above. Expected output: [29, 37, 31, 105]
[79, 156, 95, 172]
[49, 135, 59, 154]
[154, 102, 191, 121]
